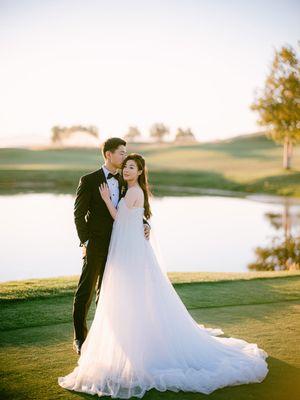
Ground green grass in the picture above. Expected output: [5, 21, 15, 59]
[1, 133, 300, 197]
[1, 271, 300, 302]
[0, 272, 299, 399]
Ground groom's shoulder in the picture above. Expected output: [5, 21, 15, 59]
[80, 168, 102, 183]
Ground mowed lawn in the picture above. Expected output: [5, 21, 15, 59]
[1, 133, 300, 197]
[0, 272, 299, 400]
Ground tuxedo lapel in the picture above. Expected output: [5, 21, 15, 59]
[94, 168, 107, 203]
[96, 167, 107, 185]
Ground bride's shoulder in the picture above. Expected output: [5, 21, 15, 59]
[127, 186, 143, 195]
[124, 186, 144, 207]
[126, 186, 144, 200]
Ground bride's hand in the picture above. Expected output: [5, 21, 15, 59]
[99, 183, 111, 203]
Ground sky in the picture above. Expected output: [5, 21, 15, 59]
[0, 0, 299, 146]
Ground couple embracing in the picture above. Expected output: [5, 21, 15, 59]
[58, 137, 268, 398]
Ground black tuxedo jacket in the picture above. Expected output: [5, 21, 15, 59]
[74, 167, 149, 247]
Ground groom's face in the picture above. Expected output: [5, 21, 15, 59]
[109, 145, 127, 169]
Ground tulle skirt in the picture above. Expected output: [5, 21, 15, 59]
[58, 200, 268, 398]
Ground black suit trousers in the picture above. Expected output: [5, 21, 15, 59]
[72, 237, 110, 341]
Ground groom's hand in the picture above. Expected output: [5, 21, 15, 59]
[144, 224, 150, 240]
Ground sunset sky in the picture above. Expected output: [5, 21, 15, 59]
[0, 0, 299, 145]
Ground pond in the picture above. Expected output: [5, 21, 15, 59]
[1, 192, 299, 282]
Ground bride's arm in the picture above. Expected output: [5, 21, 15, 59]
[99, 184, 151, 239]
[99, 183, 117, 220]
[99, 184, 140, 220]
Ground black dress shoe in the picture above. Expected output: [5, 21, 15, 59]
[73, 339, 83, 355]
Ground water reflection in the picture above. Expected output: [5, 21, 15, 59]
[0, 192, 300, 281]
[248, 198, 300, 271]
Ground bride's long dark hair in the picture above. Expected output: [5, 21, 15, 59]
[121, 153, 152, 220]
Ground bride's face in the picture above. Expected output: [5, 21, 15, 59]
[122, 159, 142, 182]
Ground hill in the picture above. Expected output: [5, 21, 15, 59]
[0, 133, 299, 197]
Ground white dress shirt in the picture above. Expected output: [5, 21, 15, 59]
[101, 165, 120, 208]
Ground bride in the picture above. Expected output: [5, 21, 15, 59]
[58, 153, 269, 398]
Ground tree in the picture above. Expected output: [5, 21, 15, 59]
[175, 127, 197, 143]
[149, 123, 169, 143]
[251, 43, 300, 169]
[50, 125, 99, 145]
[124, 126, 141, 142]
[51, 126, 63, 144]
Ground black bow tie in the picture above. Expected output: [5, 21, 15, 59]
[107, 172, 120, 180]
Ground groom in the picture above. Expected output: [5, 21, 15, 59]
[72, 137, 151, 354]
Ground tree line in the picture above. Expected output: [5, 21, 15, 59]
[51, 124, 197, 145]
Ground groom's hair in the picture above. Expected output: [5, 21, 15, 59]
[102, 137, 126, 159]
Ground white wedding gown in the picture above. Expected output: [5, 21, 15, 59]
[58, 197, 268, 398]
